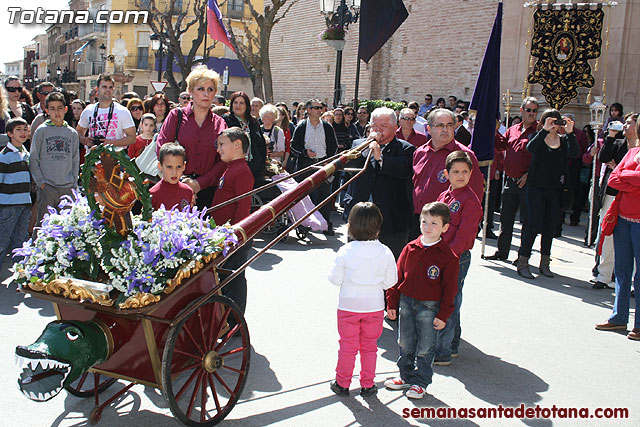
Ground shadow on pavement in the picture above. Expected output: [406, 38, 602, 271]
[240, 346, 282, 397]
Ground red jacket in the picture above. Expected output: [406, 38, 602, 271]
[150, 180, 193, 211]
[608, 147, 640, 220]
[387, 238, 459, 322]
[437, 185, 483, 256]
[412, 139, 483, 214]
[211, 159, 255, 225]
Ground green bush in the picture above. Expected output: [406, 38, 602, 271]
[358, 99, 405, 113]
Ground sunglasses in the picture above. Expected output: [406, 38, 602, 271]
[401, 117, 416, 121]
[525, 108, 538, 113]
[309, 106, 322, 110]
[345, 112, 354, 116]
[39, 91, 53, 96]
[6, 86, 23, 92]
[180, 96, 190, 100]
[130, 106, 143, 111]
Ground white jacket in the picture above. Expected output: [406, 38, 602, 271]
[328, 240, 398, 313]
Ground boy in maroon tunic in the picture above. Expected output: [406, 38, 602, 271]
[212, 127, 255, 316]
[150, 143, 194, 210]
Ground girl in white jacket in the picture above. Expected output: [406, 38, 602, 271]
[328, 202, 398, 397]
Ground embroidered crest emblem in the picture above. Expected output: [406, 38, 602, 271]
[218, 177, 225, 189]
[437, 169, 447, 183]
[450, 201, 461, 213]
[427, 265, 440, 280]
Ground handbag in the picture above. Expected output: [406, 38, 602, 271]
[597, 193, 621, 255]
[135, 108, 182, 177]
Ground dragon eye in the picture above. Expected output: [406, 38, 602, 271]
[66, 331, 79, 341]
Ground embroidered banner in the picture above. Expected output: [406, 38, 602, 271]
[527, 7, 604, 110]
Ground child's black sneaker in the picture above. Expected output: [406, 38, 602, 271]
[330, 380, 349, 396]
[360, 385, 377, 397]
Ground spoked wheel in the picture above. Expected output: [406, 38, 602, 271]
[65, 372, 117, 397]
[162, 295, 251, 426]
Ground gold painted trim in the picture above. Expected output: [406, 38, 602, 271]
[324, 163, 336, 176]
[141, 319, 163, 386]
[119, 292, 161, 309]
[477, 160, 494, 167]
[52, 303, 61, 320]
[304, 176, 316, 187]
[260, 205, 277, 219]
[94, 319, 115, 359]
[87, 368, 160, 389]
[27, 278, 114, 306]
[163, 252, 218, 295]
[234, 226, 247, 243]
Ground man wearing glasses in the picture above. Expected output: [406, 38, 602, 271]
[178, 92, 191, 107]
[418, 94, 434, 117]
[33, 82, 55, 116]
[354, 106, 370, 138]
[396, 108, 427, 148]
[291, 98, 338, 235]
[412, 108, 484, 234]
[486, 97, 540, 261]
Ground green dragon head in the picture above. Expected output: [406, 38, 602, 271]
[15, 320, 109, 402]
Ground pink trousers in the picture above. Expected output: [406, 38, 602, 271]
[335, 309, 384, 388]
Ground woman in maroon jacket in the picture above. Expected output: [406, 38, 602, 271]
[595, 121, 640, 341]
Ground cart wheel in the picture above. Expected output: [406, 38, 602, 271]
[65, 372, 117, 397]
[89, 406, 102, 425]
[162, 295, 250, 426]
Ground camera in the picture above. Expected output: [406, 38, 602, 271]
[554, 119, 566, 126]
[92, 137, 105, 146]
[608, 121, 624, 132]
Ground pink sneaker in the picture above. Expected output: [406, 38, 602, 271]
[384, 377, 411, 390]
[406, 384, 425, 399]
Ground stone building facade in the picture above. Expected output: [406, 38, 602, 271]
[270, 0, 640, 125]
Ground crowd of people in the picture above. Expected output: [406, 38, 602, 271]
[1, 67, 638, 402]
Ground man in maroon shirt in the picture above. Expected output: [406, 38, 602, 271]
[396, 108, 428, 148]
[412, 109, 483, 238]
[486, 97, 539, 261]
[211, 127, 255, 316]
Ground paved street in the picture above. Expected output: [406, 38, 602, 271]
[1, 210, 637, 427]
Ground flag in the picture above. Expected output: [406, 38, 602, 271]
[358, 0, 408, 63]
[207, 0, 235, 52]
[469, 1, 502, 163]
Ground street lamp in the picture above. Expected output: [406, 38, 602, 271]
[99, 43, 107, 73]
[587, 96, 607, 247]
[150, 33, 163, 82]
[56, 66, 61, 86]
[46, 69, 51, 81]
[320, 0, 360, 107]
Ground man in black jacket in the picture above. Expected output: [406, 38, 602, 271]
[291, 99, 338, 235]
[343, 107, 416, 258]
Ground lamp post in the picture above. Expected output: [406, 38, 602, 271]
[587, 96, 607, 247]
[150, 33, 163, 82]
[56, 66, 62, 86]
[99, 43, 107, 73]
[320, 0, 360, 107]
[46, 69, 51, 82]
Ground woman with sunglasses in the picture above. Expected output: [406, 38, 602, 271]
[127, 98, 145, 130]
[4, 77, 35, 126]
[223, 91, 267, 183]
[0, 87, 10, 134]
[147, 93, 171, 132]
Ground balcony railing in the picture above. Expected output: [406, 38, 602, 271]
[77, 61, 104, 77]
[125, 55, 151, 70]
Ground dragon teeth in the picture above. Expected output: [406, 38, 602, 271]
[28, 391, 37, 400]
[37, 392, 44, 401]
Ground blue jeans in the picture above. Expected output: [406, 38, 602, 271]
[0, 205, 31, 271]
[608, 217, 640, 329]
[435, 250, 471, 360]
[397, 294, 439, 388]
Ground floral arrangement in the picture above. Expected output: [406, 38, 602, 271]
[11, 190, 238, 298]
[320, 24, 346, 41]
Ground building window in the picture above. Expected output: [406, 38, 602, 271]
[228, 0, 244, 19]
[138, 47, 149, 69]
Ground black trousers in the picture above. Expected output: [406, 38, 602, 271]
[518, 186, 561, 258]
[496, 177, 528, 257]
[487, 178, 501, 230]
[219, 240, 252, 316]
[379, 229, 410, 261]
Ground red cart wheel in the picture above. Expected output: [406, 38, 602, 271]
[65, 372, 117, 397]
[162, 295, 250, 426]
